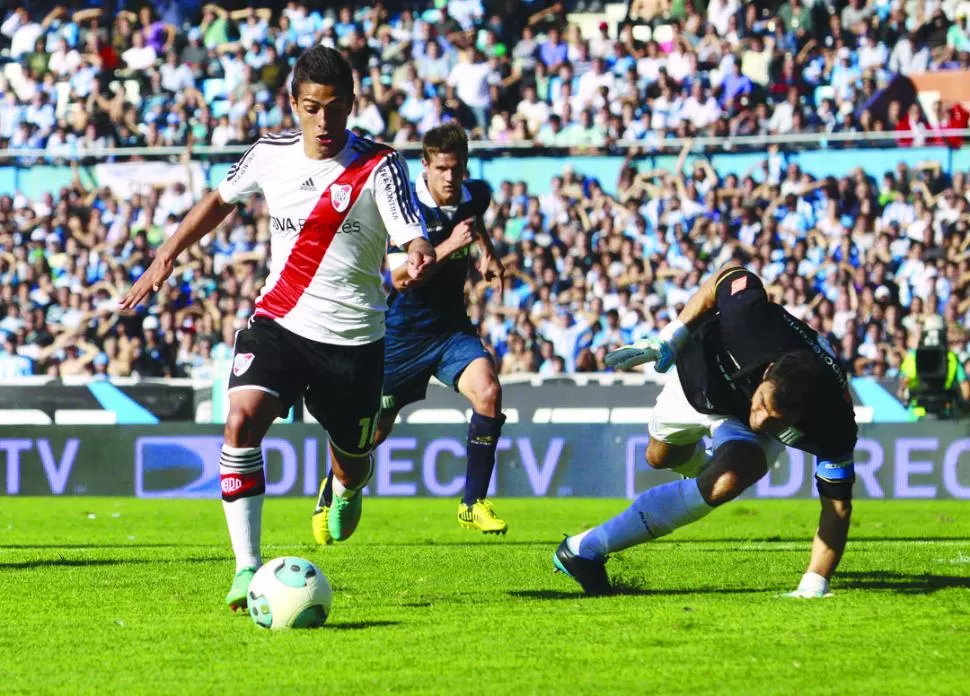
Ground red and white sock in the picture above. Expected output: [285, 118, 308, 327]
[220, 445, 265, 572]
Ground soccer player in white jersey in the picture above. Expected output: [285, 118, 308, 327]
[120, 46, 436, 611]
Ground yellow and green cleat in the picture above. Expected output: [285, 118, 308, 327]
[311, 505, 333, 545]
[311, 475, 334, 545]
[458, 499, 508, 535]
[311, 472, 363, 543]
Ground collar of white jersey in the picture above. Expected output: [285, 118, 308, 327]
[415, 173, 471, 209]
[299, 130, 356, 160]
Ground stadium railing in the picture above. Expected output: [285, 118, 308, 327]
[3, 128, 970, 161]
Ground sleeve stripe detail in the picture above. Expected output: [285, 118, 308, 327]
[400, 158, 423, 226]
[389, 153, 419, 226]
[387, 153, 420, 226]
[226, 142, 260, 181]
[226, 135, 301, 180]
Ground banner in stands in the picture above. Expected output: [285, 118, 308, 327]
[1, 423, 968, 499]
[93, 161, 208, 200]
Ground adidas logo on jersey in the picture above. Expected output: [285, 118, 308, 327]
[300, 177, 316, 191]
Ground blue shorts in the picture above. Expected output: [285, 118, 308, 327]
[382, 331, 491, 410]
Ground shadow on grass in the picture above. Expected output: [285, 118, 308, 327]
[510, 584, 763, 600]
[0, 556, 220, 570]
[837, 571, 970, 594]
[0, 541, 548, 550]
[654, 536, 970, 544]
[328, 620, 401, 630]
[4, 536, 969, 551]
[0, 543, 206, 549]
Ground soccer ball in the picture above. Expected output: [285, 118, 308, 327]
[247, 557, 333, 630]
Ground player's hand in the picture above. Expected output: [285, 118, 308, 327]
[604, 338, 677, 372]
[118, 250, 175, 310]
[479, 252, 505, 292]
[446, 218, 475, 256]
[406, 239, 436, 282]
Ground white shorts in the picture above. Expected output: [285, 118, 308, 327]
[648, 368, 782, 460]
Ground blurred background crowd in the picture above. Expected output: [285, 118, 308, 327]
[0, 0, 968, 383]
[6, 0, 970, 153]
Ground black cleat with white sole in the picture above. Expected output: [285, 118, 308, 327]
[553, 537, 611, 596]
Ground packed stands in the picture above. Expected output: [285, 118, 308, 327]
[0, 1, 968, 381]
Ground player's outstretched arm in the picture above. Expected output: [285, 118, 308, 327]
[786, 495, 852, 598]
[119, 191, 235, 309]
[675, 260, 747, 329]
[606, 261, 747, 372]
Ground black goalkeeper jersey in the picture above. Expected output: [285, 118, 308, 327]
[676, 268, 858, 465]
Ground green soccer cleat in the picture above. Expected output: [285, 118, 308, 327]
[553, 537, 611, 596]
[225, 567, 256, 612]
[328, 490, 363, 542]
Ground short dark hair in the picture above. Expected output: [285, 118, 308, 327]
[422, 122, 469, 164]
[764, 350, 832, 417]
[290, 46, 353, 100]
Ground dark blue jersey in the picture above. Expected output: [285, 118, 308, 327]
[386, 178, 491, 335]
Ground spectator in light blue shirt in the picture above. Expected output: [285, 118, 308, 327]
[333, 6, 356, 41]
[539, 27, 568, 69]
[719, 60, 752, 108]
[830, 48, 861, 101]
[0, 92, 23, 140]
[0, 341, 32, 378]
[607, 42, 635, 75]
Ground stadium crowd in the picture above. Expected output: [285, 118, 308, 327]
[1, 142, 968, 382]
[4, 0, 970, 152]
[0, 0, 968, 382]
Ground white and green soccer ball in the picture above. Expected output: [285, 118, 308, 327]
[247, 557, 333, 630]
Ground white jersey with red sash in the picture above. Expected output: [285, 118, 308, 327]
[217, 130, 427, 345]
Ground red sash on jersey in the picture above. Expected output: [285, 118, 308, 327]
[255, 141, 392, 321]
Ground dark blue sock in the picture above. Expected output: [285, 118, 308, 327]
[316, 470, 333, 510]
[463, 412, 506, 505]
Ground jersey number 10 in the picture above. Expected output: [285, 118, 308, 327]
[357, 414, 380, 450]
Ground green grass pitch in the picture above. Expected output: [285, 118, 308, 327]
[2, 498, 969, 694]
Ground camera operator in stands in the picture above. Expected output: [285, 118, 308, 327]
[898, 316, 970, 419]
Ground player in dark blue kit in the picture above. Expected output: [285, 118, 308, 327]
[312, 123, 508, 541]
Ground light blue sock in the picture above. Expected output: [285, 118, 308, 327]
[671, 442, 713, 478]
[567, 478, 713, 560]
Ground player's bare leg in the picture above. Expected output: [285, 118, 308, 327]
[325, 445, 375, 542]
[222, 389, 283, 610]
[646, 438, 713, 479]
[556, 441, 767, 595]
[372, 408, 399, 446]
[456, 357, 507, 534]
